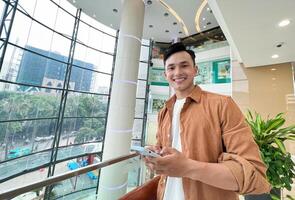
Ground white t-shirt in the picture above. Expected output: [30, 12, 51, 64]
[163, 98, 186, 200]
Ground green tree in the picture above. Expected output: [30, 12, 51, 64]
[74, 127, 97, 143]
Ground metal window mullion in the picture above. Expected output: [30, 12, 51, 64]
[47, 8, 82, 177]
[140, 39, 153, 146]
[0, 0, 18, 72]
[95, 30, 119, 195]
[44, 8, 81, 200]
[137, 40, 153, 186]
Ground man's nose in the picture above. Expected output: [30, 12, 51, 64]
[174, 66, 182, 75]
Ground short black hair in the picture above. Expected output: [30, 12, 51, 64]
[163, 42, 196, 66]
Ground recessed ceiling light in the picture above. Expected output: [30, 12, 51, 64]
[272, 77, 276, 80]
[207, 7, 210, 11]
[113, 8, 118, 13]
[203, 26, 206, 28]
[164, 12, 169, 17]
[165, 30, 169, 33]
[271, 68, 277, 71]
[72, 0, 76, 3]
[110, 24, 113, 27]
[278, 19, 290, 27]
[93, 14, 96, 18]
[271, 54, 279, 59]
[149, 25, 153, 28]
[202, 17, 205, 21]
[173, 22, 177, 25]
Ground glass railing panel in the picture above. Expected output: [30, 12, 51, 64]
[0, 153, 140, 200]
[0, 144, 103, 182]
[0, 150, 51, 182]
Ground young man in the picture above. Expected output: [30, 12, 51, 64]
[144, 42, 270, 200]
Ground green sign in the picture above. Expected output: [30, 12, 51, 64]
[212, 59, 231, 83]
[148, 67, 169, 86]
[195, 58, 231, 85]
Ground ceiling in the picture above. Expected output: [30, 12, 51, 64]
[67, 0, 295, 67]
[67, 0, 219, 42]
[208, 0, 295, 67]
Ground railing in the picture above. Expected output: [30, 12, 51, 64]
[0, 152, 139, 200]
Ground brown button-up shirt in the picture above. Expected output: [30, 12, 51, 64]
[156, 85, 271, 200]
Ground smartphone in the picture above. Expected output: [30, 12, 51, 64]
[130, 146, 160, 158]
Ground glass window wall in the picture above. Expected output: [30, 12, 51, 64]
[0, 0, 116, 185]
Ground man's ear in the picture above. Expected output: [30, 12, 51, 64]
[194, 65, 199, 76]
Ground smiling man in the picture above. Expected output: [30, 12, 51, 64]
[144, 42, 270, 200]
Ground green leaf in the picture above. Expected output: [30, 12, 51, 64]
[265, 118, 285, 133]
[271, 194, 280, 200]
[247, 109, 253, 120]
[274, 138, 286, 154]
[286, 195, 295, 200]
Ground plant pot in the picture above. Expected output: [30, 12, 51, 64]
[244, 188, 281, 200]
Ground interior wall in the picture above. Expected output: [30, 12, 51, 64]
[232, 60, 295, 154]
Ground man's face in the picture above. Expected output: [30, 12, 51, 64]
[164, 51, 197, 93]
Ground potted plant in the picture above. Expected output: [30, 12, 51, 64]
[244, 111, 295, 200]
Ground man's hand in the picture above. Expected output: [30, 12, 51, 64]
[144, 147, 191, 177]
[143, 146, 239, 191]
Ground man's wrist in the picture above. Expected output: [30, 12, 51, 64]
[183, 159, 205, 180]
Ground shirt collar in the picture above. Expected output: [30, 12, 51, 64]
[165, 85, 202, 110]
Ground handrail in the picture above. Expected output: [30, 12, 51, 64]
[0, 152, 139, 200]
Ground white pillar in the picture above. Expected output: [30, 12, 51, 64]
[98, 0, 145, 199]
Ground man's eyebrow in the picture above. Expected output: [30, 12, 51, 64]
[166, 60, 190, 68]
[179, 61, 190, 64]
[166, 63, 175, 68]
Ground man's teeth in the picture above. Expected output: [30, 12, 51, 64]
[174, 78, 185, 81]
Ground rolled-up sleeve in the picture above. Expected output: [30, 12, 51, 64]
[218, 97, 271, 194]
